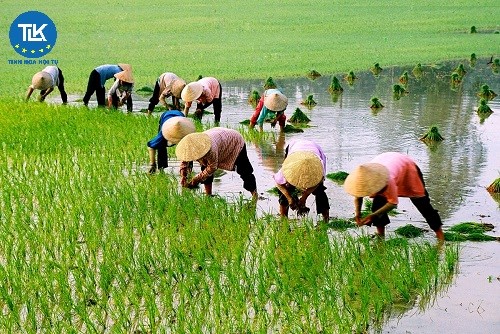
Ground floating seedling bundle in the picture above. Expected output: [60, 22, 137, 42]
[454, 64, 467, 78]
[477, 98, 493, 114]
[370, 97, 384, 109]
[420, 126, 444, 142]
[264, 77, 277, 89]
[392, 84, 407, 100]
[412, 63, 423, 79]
[328, 76, 343, 93]
[345, 71, 357, 85]
[487, 177, 500, 193]
[491, 58, 500, 73]
[445, 222, 499, 242]
[135, 86, 154, 96]
[399, 71, 409, 85]
[248, 90, 261, 107]
[477, 84, 497, 100]
[395, 225, 426, 238]
[326, 171, 349, 183]
[470, 53, 477, 67]
[283, 124, 304, 133]
[301, 94, 317, 107]
[307, 70, 321, 79]
[289, 108, 311, 123]
[370, 63, 383, 76]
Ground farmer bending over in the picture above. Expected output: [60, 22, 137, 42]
[249, 89, 288, 132]
[108, 70, 134, 112]
[26, 66, 67, 104]
[147, 72, 186, 114]
[181, 77, 222, 123]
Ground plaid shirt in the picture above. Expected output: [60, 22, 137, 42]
[180, 127, 244, 183]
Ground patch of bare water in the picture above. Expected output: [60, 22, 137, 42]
[53, 60, 500, 332]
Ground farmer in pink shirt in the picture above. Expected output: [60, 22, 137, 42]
[344, 152, 444, 240]
[181, 77, 222, 123]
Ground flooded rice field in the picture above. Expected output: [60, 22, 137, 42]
[63, 60, 500, 332]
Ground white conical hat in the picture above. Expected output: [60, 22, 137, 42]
[181, 82, 203, 102]
[161, 117, 196, 144]
[31, 71, 53, 90]
[175, 132, 211, 161]
[282, 151, 323, 189]
[344, 163, 389, 197]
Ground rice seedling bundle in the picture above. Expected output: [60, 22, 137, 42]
[395, 225, 425, 238]
[477, 98, 493, 113]
[289, 108, 311, 123]
[486, 177, 500, 193]
[326, 171, 349, 182]
[370, 63, 383, 76]
[264, 77, 277, 89]
[370, 97, 384, 109]
[328, 76, 344, 93]
[301, 94, 317, 107]
[420, 126, 444, 142]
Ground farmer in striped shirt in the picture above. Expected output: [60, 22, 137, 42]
[175, 127, 257, 200]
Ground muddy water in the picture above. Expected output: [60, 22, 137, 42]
[59, 61, 500, 332]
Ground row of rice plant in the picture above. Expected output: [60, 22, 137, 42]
[1, 101, 459, 332]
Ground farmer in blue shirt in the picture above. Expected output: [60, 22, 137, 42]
[83, 63, 131, 107]
[147, 110, 195, 174]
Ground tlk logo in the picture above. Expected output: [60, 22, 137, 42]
[17, 24, 48, 42]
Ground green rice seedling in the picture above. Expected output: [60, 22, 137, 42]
[412, 63, 423, 79]
[395, 225, 426, 238]
[449, 222, 494, 234]
[289, 108, 311, 123]
[477, 84, 497, 100]
[392, 84, 408, 100]
[487, 177, 500, 193]
[326, 218, 356, 231]
[248, 90, 261, 107]
[307, 69, 322, 79]
[470, 25, 477, 33]
[492, 59, 500, 73]
[450, 72, 462, 85]
[267, 186, 301, 197]
[454, 63, 467, 78]
[466, 233, 498, 241]
[345, 71, 358, 86]
[361, 199, 399, 217]
[470, 53, 477, 67]
[399, 71, 409, 85]
[444, 232, 468, 241]
[326, 171, 349, 183]
[283, 124, 304, 133]
[239, 119, 251, 125]
[420, 126, 444, 142]
[370, 97, 384, 109]
[477, 98, 493, 114]
[328, 76, 344, 93]
[264, 77, 277, 89]
[301, 94, 317, 107]
[135, 86, 154, 96]
[370, 63, 383, 76]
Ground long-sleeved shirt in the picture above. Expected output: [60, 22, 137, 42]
[180, 127, 244, 183]
[158, 72, 180, 97]
[370, 152, 426, 204]
[108, 80, 133, 98]
[184, 77, 221, 109]
[274, 139, 327, 185]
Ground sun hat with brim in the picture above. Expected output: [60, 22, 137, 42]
[171, 79, 187, 98]
[282, 151, 323, 190]
[343, 163, 390, 197]
[31, 71, 53, 90]
[114, 70, 134, 84]
[175, 132, 211, 161]
[161, 117, 196, 144]
[181, 82, 203, 102]
[264, 91, 288, 111]
[118, 63, 132, 71]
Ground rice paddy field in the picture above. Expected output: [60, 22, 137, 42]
[1, 0, 500, 333]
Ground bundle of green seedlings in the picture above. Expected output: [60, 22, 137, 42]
[135, 86, 154, 95]
[420, 126, 444, 142]
[289, 107, 311, 123]
[492, 59, 500, 73]
[307, 69, 322, 79]
[328, 76, 344, 93]
[399, 71, 409, 85]
[370, 63, 383, 76]
[486, 177, 500, 193]
[361, 199, 399, 218]
[470, 53, 477, 67]
[395, 225, 426, 238]
[477, 84, 497, 100]
[301, 94, 317, 107]
[444, 222, 499, 242]
[393, 84, 407, 100]
[454, 63, 467, 78]
[326, 218, 356, 231]
[370, 97, 384, 109]
[450, 72, 462, 85]
[326, 171, 349, 183]
[282, 124, 304, 133]
[248, 90, 261, 107]
[477, 98, 493, 114]
[412, 63, 423, 79]
[345, 71, 357, 85]
[470, 25, 477, 33]
[263, 77, 277, 89]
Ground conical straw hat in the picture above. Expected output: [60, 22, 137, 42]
[171, 79, 187, 98]
[282, 151, 323, 190]
[161, 117, 196, 144]
[181, 82, 203, 102]
[264, 91, 288, 111]
[114, 70, 134, 84]
[175, 132, 211, 161]
[118, 63, 132, 71]
[31, 71, 52, 90]
[343, 163, 389, 197]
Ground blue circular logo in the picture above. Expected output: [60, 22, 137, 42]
[9, 11, 57, 58]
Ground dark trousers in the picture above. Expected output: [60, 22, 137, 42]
[197, 82, 222, 123]
[40, 68, 68, 103]
[278, 182, 330, 214]
[83, 70, 106, 106]
[148, 80, 162, 111]
[371, 166, 442, 231]
[200, 144, 256, 193]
